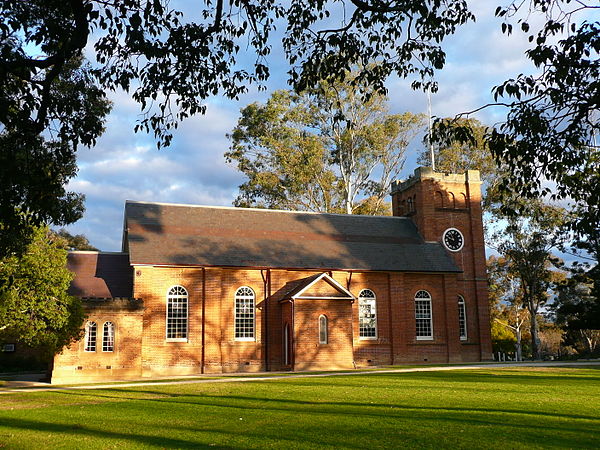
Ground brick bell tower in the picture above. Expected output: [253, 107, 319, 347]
[390, 167, 493, 361]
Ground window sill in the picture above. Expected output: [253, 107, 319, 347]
[416, 336, 433, 341]
[359, 337, 378, 341]
[166, 338, 188, 343]
[234, 338, 256, 342]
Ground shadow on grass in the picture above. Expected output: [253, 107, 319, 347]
[2, 389, 599, 449]
[55, 386, 600, 423]
[0, 416, 233, 449]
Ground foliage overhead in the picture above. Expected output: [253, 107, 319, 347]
[0, 227, 85, 355]
[436, 1, 599, 242]
[226, 81, 424, 214]
[0, 53, 111, 258]
[0, 0, 471, 256]
[1, 0, 473, 148]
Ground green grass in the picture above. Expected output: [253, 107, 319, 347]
[1, 367, 599, 449]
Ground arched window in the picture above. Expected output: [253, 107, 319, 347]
[235, 286, 255, 340]
[407, 197, 413, 213]
[102, 322, 115, 352]
[84, 321, 97, 352]
[319, 315, 328, 344]
[166, 286, 188, 340]
[358, 289, 377, 339]
[415, 290, 433, 340]
[458, 295, 467, 340]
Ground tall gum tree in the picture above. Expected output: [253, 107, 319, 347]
[226, 81, 424, 214]
[491, 201, 566, 360]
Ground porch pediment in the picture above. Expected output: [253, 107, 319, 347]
[279, 273, 355, 302]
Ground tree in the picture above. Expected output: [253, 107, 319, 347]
[0, 53, 111, 258]
[469, 1, 597, 240]
[2, 1, 472, 146]
[53, 229, 99, 251]
[554, 277, 600, 355]
[0, 227, 85, 355]
[492, 202, 565, 360]
[4, 1, 597, 252]
[226, 82, 424, 213]
[488, 255, 526, 360]
[1, 0, 472, 254]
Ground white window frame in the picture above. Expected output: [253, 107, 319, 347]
[458, 295, 468, 341]
[358, 289, 378, 340]
[166, 285, 189, 342]
[319, 314, 328, 344]
[102, 321, 115, 352]
[84, 321, 97, 352]
[234, 286, 256, 341]
[415, 290, 433, 340]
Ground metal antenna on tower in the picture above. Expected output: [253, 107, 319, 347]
[427, 85, 435, 171]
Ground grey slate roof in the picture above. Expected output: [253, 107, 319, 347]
[67, 252, 133, 298]
[124, 201, 460, 273]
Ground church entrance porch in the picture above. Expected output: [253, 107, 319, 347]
[291, 298, 355, 371]
[278, 273, 356, 371]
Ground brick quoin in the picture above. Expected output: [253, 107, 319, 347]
[52, 167, 493, 383]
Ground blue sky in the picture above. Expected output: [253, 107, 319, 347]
[64, 3, 549, 251]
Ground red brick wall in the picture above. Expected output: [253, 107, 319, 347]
[133, 266, 204, 376]
[343, 271, 393, 366]
[391, 168, 493, 361]
[51, 301, 144, 383]
[53, 266, 488, 382]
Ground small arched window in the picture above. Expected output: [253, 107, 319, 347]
[235, 286, 255, 340]
[102, 322, 115, 352]
[319, 315, 328, 344]
[166, 286, 188, 341]
[84, 321, 97, 352]
[358, 289, 377, 339]
[415, 290, 433, 340]
[458, 295, 467, 340]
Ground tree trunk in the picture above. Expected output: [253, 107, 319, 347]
[529, 307, 541, 360]
[515, 328, 522, 362]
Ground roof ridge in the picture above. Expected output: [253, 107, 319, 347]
[125, 200, 409, 221]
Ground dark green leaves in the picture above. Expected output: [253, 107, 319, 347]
[0, 227, 84, 355]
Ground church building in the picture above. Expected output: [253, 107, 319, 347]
[51, 167, 493, 383]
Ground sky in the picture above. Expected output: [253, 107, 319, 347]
[64, 2, 550, 252]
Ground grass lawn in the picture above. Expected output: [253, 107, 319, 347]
[0, 367, 599, 449]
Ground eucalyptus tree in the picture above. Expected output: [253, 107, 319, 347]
[226, 81, 424, 214]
